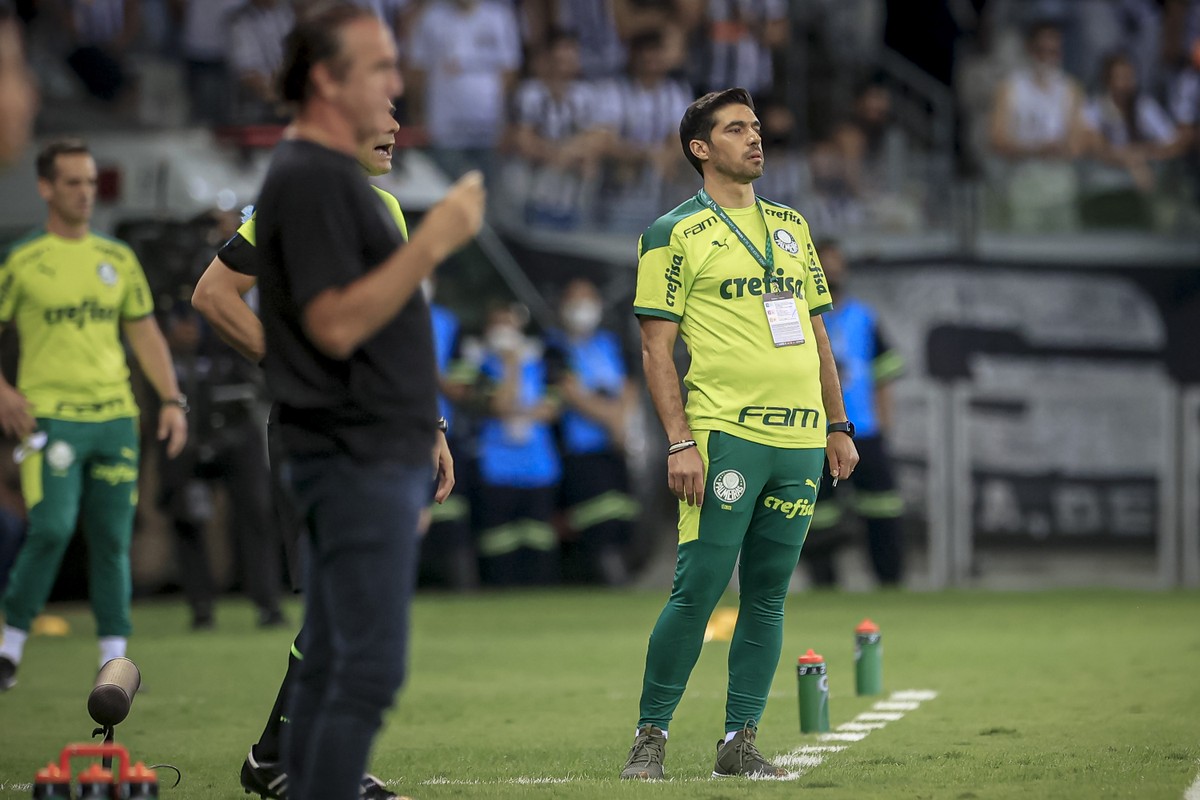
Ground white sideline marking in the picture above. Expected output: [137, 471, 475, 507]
[873, 701, 920, 711]
[857, 711, 904, 721]
[837, 721, 889, 731]
[771, 689, 939, 781]
[1183, 764, 1200, 800]
[409, 691, 939, 787]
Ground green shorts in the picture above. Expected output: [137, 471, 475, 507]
[678, 429, 825, 548]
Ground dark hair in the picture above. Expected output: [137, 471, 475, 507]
[678, 88, 755, 176]
[1025, 18, 1062, 43]
[1099, 51, 1144, 142]
[629, 31, 664, 55]
[277, 3, 377, 106]
[36, 139, 90, 181]
[544, 28, 578, 51]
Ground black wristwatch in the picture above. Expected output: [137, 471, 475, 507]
[162, 394, 189, 413]
[827, 420, 855, 439]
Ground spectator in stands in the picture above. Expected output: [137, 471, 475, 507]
[510, 31, 612, 228]
[988, 19, 1088, 232]
[472, 303, 562, 586]
[407, 0, 522, 179]
[1166, 16, 1200, 201]
[541, 0, 625, 79]
[547, 278, 639, 586]
[828, 81, 907, 200]
[54, 0, 139, 104]
[227, 0, 294, 123]
[1081, 51, 1184, 228]
[598, 31, 692, 231]
[170, 0, 242, 124]
[696, 0, 789, 97]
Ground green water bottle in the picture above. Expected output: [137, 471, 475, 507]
[854, 618, 883, 696]
[797, 649, 830, 733]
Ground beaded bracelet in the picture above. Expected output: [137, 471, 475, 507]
[667, 439, 697, 456]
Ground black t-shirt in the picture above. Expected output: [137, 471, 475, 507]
[255, 139, 437, 463]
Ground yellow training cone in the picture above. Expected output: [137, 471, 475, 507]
[32, 614, 71, 636]
[703, 608, 739, 642]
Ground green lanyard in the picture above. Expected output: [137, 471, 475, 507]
[697, 189, 779, 290]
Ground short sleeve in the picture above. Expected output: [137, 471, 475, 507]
[871, 321, 904, 382]
[0, 259, 19, 324]
[801, 230, 832, 316]
[218, 224, 259, 277]
[494, 4, 521, 71]
[633, 230, 689, 323]
[1138, 97, 1177, 144]
[121, 250, 155, 320]
[513, 81, 542, 127]
[1169, 70, 1199, 125]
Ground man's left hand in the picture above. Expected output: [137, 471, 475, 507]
[826, 432, 859, 484]
[159, 405, 188, 459]
[433, 430, 455, 504]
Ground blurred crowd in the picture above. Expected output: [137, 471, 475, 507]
[962, 0, 1200, 232]
[7, 0, 1200, 234]
[143, 225, 645, 612]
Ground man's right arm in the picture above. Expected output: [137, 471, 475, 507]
[191, 256, 264, 363]
[0, 263, 33, 439]
[640, 317, 704, 507]
[0, 325, 33, 440]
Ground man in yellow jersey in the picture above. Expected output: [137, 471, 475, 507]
[192, 104, 446, 800]
[620, 88, 859, 780]
[0, 139, 188, 690]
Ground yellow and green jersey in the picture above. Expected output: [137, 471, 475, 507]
[0, 230, 154, 422]
[633, 193, 832, 449]
[229, 184, 409, 254]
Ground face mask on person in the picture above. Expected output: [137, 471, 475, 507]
[562, 300, 602, 336]
[486, 323, 523, 354]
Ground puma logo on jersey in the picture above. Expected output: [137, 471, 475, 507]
[711, 240, 728, 250]
[805, 478, 819, 491]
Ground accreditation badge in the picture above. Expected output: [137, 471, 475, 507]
[763, 290, 805, 347]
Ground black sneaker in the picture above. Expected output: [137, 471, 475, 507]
[240, 750, 288, 799]
[360, 773, 406, 799]
[0, 656, 15, 691]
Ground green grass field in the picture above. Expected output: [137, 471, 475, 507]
[2, 588, 1198, 799]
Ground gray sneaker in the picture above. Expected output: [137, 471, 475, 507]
[712, 723, 788, 778]
[619, 725, 667, 780]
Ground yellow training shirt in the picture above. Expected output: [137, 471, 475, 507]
[633, 194, 832, 448]
[0, 230, 154, 421]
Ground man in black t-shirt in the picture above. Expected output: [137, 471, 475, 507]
[193, 104, 447, 800]
[254, 7, 485, 800]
